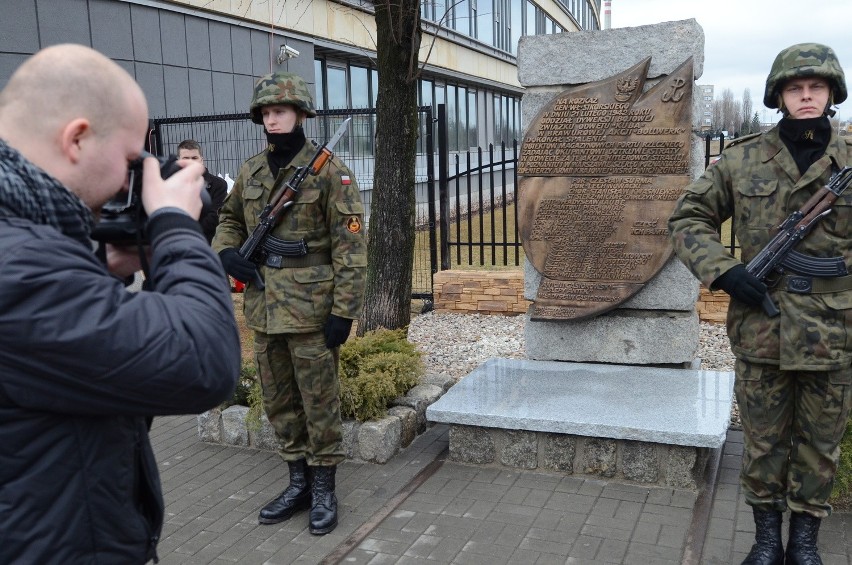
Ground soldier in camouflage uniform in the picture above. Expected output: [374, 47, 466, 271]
[213, 72, 367, 535]
[669, 44, 851, 565]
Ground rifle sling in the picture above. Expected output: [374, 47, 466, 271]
[780, 273, 852, 295]
[264, 250, 332, 269]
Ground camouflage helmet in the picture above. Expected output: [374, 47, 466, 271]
[763, 43, 847, 109]
[249, 71, 317, 124]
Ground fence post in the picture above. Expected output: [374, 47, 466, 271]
[424, 106, 437, 284]
[437, 104, 450, 271]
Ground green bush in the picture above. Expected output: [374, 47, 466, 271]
[830, 418, 852, 506]
[223, 328, 423, 427]
[220, 362, 257, 410]
[339, 327, 423, 422]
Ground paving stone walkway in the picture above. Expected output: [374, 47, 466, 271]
[151, 416, 852, 564]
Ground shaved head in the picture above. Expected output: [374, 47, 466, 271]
[0, 44, 149, 208]
[0, 43, 146, 139]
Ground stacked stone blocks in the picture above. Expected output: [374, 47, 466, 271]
[197, 373, 454, 464]
[433, 270, 528, 315]
[449, 424, 710, 489]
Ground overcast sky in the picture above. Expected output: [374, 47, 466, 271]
[609, 0, 852, 123]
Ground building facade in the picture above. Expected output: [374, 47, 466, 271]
[0, 0, 600, 155]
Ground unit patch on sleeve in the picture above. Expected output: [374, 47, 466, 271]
[346, 215, 362, 234]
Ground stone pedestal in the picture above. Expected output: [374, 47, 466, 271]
[427, 358, 734, 489]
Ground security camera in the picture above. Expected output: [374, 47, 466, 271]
[277, 44, 300, 64]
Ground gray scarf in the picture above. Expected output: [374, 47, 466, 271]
[0, 138, 94, 247]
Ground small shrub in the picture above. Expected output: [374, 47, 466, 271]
[830, 418, 852, 508]
[245, 376, 265, 433]
[339, 327, 423, 422]
[221, 361, 257, 410]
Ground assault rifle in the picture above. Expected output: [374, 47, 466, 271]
[746, 165, 852, 317]
[239, 118, 351, 289]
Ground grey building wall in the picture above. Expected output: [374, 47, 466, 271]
[0, 0, 316, 118]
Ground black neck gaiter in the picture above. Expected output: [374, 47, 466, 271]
[266, 126, 307, 178]
[778, 116, 832, 176]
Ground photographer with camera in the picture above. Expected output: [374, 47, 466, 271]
[0, 44, 240, 564]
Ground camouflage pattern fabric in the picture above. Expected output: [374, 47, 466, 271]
[763, 43, 847, 108]
[668, 126, 852, 370]
[669, 122, 852, 517]
[735, 359, 852, 517]
[213, 140, 367, 334]
[254, 330, 344, 466]
[249, 72, 317, 123]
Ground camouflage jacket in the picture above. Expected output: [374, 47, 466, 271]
[213, 140, 367, 333]
[668, 126, 852, 370]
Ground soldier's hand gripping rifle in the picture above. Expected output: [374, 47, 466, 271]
[239, 117, 351, 289]
[746, 165, 852, 317]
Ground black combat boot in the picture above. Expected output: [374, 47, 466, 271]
[258, 459, 311, 524]
[309, 465, 338, 535]
[741, 507, 784, 565]
[785, 512, 823, 565]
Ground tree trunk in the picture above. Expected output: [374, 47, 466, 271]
[359, 0, 422, 335]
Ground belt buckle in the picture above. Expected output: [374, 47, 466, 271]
[786, 276, 813, 294]
[265, 254, 283, 269]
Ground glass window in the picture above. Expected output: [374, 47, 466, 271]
[524, 0, 535, 35]
[513, 98, 520, 140]
[434, 0, 447, 25]
[468, 90, 478, 148]
[327, 66, 347, 109]
[421, 0, 433, 21]
[447, 84, 458, 151]
[350, 65, 369, 109]
[420, 79, 433, 108]
[476, 0, 494, 45]
[314, 59, 325, 110]
[458, 86, 468, 150]
[545, 15, 554, 34]
[510, 0, 522, 53]
[371, 70, 378, 107]
[455, 0, 470, 35]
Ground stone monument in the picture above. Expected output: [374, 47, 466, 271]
[427, 19, 735, 489]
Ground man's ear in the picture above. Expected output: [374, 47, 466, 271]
[59, 118, 91, 164]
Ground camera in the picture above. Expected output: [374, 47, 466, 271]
[91, 151, 210, 245]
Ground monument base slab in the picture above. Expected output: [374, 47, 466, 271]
[426, 358, 734, 489]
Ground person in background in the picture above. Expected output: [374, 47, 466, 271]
[0, 44, 240, 563]
[177, 139, 228, 243]
[214, 71, 367, 536]
[669, 43, 851, 565]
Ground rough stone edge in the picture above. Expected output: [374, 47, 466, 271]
[447, 424, 710, 490]
[197, 372, 452, 464]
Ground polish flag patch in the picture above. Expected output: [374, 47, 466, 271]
[341, 175, 351, 185]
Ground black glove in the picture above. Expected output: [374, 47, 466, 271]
[324, 314, 353, 349]
[219, 248, 257, 283]
[713, 264, 767, 307]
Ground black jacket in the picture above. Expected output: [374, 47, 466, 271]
[200, 170, 228, 243]
[0, 210, 240, 563]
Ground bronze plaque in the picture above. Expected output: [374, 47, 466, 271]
[518, 57, 693, 321]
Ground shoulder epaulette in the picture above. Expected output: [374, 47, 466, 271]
[723, 132, 762, 150]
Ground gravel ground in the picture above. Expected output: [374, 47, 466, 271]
[408, 312, 741, 427]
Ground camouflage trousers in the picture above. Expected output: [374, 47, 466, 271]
[735, 359, 852, 517]
[254, 330, 344, 466]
